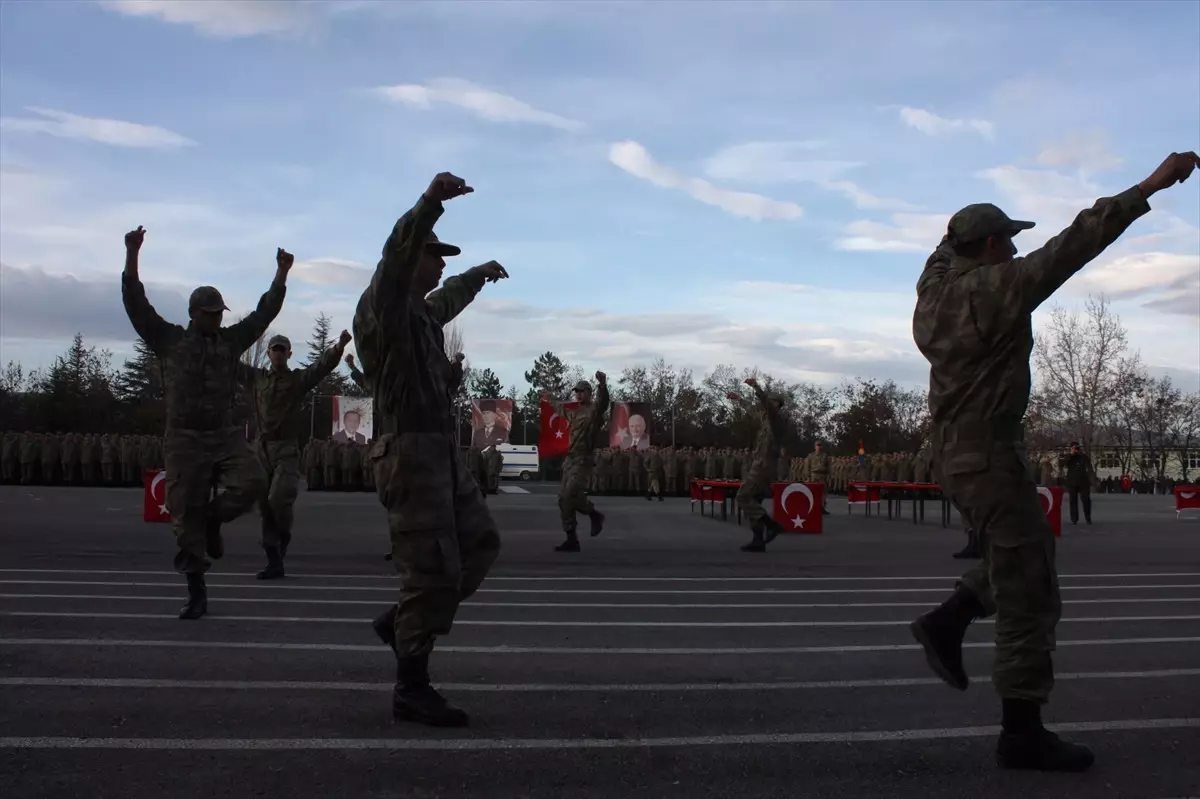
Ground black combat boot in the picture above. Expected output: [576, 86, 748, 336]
[256, 546, 285, 580]
[372, 604, 399, 651]
[588, 510, 605, 537]
[205, 515, 224, 560]
[997, 699, 1095, 771]
[657, 493, 664, 502]
[179, 573, 207, 620]
[556, 532, 581, 552]
[741, 522, 766, 553]
[762, 516, 784, 545]
[952, 528, 981, 559]
[393, 653, 469, 727]
[909, 586, 984, 690]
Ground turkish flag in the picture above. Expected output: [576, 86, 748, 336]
[1037, 485, 1063, 536]
[1174, 486, 1200, 512]
[539, 400, 577, 457]
[143, 469, 172, 523]
[770, 482, 824, 534]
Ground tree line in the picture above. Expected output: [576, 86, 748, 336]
[1, 294, 1196, 481]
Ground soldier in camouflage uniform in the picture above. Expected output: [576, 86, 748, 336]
[910, 152, 1198, 772]
[122, 224, 287, 620]
[247, 330, 348, 579]
[805, 441, 832, 515]
[355, 172, 506, 727]
[644, 445, 665, 501]
[546, 375, 609, 550]
[728, 378, 787, 552]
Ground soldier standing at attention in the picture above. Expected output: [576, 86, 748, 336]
[1064, 442, 1093, 525]
[122, 224, 289, 620]
[544, 375, 609, 552]
[909, 152, 1198, 772]
[248, 330, 350, 580]
[727, 377, 787, 552]
[354, 172, 507, 727]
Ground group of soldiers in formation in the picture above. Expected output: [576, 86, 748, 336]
[298, 438, 505, 494]
[90, 153, 1195, 774]
[0, 432, 163, 484]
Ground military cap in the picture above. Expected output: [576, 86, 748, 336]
[268, 335, 291, 350]
[573, 380, 593, 393]
[477, 398, 497, 412]
[426, 231, 461, 256]
[188, 286, 229, 313]
[947, 203, 1035, 245]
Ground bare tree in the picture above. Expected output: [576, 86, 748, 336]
[238, 315, 275, 371]
[1132, 375, 1184, 482]
[1102, 357, 1147, 476]
[1033, 294, 1134, 452]
[1170, 393, 1200, 482]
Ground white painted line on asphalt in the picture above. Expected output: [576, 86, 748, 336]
[4, 579, 1196, 595]
[3, 593, 1197, 609]
[3, 669, 1197, 693]
[1, 718, 1195, 750]
[3, 569, 1197, 582]
[4, 635, 1198, 655]
[498, 486, 530, 494]
[5, 611, 1200, 627]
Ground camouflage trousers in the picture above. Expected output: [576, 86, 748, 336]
[558, 459, 595, 534]
[371, 433, 501, 659]
[735, 460, 774, 527]
[165, 426, 267, 575]
[255, 438, 300, 550]
[940, 442, 1061, 704]
[647, 473, 662, 496]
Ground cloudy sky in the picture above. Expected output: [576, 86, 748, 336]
[1, 0, 1197, 393]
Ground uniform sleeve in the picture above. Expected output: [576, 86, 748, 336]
[299, 346, 342, 393]
[346, 360, 369, 392]
[226, 280, 287, 354]
[121, 273, 181, 355]
[425, 271, 487, 327]
[966, 186, 1151, 326]
[593, 382, 610, 423]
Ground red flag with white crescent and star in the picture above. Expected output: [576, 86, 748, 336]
[143, 469, 172, 523]
[770, 481, 825, 534]
[539, 400, 578, 457]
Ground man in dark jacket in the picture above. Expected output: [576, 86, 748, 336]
[1065, 442, 1093, 525]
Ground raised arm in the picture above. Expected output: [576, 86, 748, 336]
[226, 249, 291, 353]
[300, 330, 352, 393]
[592, 372, 610, 424]
[448, 352, 466, 395]
[426, 261, 510, 326]
[120, 226, 181, 355]
[344, 353, 370, 392]
[968, 153, 1197, 321]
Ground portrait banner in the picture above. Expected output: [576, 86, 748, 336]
[609, 401, 653, 451]
[331, 396, 374, 444]
[471, 398, 513, 447]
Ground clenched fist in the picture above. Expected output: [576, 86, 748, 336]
[125, 226, 146, 251]
[1139, 152, 1200, 197]
[595, 371, 607, 385]
[454, 352, 466, 363]
[744, 377, 759, 388]
[344, 353, 355, 366]
[424, 172, 474, 203]
[469, 260, 509, 284]
[338, 330, 352, 347]
[276, 248, 295, 271]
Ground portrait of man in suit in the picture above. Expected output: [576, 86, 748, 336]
[332, 408, 367, 444]
[617, 413, 650, 451]
[471, 399, 510, 447]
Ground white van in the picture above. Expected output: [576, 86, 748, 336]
[496, 444, 540, 481]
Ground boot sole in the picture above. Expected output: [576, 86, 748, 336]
[909, 619, 968, 691]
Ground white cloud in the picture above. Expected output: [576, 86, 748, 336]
[1070, 252, 1200, 319]
[899, 106, 994, 139]
[608, 141, 804, 221]
[97, 0, 316, 38]
[372, 78, 584, 132]
[0, 107, 196, 150]
[1036, 130, 1124, 174]
[292, 258, 373, 287]
[833, 213, 949, 253]
[701, 142, 918, 211]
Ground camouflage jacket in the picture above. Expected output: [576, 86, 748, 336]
[352, 195, 486, 436]
[547, 383, 610, 466]
[749, 391, 787, 465]
[247, 346, 341, 442]
[913, 186, 1149, 436]
[122, 272, 285, 431]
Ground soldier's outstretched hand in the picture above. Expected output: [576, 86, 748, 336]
[595, 371, 607, 384]
[337, 330, 352, 347]
[470, 260, 509, 283]
[344, 353, 355, 366]
[125, 226, 146, 251]
[276, 248, 295, 271]
[424, 172, 473, 203]
[1139, 152, 1200, 196]
[454, 352, 466, 363]
[744, 377, 759, 388]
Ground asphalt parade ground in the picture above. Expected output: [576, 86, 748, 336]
[1, 484, 1198, 799]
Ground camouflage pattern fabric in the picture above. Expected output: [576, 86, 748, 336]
[547, 381, 609, 534]
[734, 389, 787, 526]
